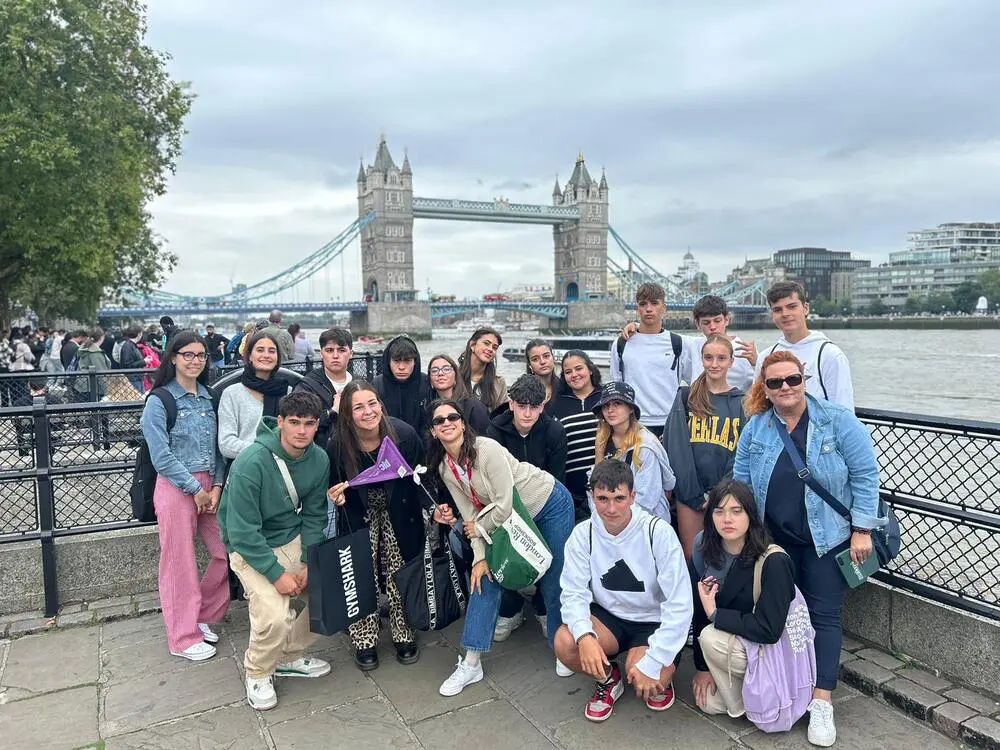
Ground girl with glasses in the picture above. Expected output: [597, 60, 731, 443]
[457, 327, 506, 413]
[734, 350, 881, 747]
[426, 354, 490, 435]
[427, 399, 574, 696]
[139, 331, 229, 662]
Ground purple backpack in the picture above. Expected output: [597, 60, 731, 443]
[737, 545, 817, 733]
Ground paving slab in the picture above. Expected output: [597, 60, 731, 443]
[257, 646, 379, 726]
[104, 704, 268, 750]
[856, 647, 906, 671]
[100, 613, 166, 650]
[931, 701, 978, 740]
[943, 686, 1000, 716]
[368, 639, 497, 723]
[898, 667, 953, 694]
[414, 697, 556, 749]
[2, 626, 99, 693]
[0, 684, 98, 749]
[101, 631, 187, 685]
[268, 696, 421, 749]
[103, 654, 245, 736]
[741, 692, 960, 749]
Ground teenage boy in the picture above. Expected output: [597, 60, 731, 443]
[218, 392, 332, 711]
[757, 280, 854, 409]
[372, 335, 432, 437]
[294, 327, 354, 447]
[610, 282, 694, 438]
[555, 459, 692, 722]
[688, 295, 757, 391]
[487, 373, 568, 645]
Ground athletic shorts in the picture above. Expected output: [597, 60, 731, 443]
[590, 602, 659, 654]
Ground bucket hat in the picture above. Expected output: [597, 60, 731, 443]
[592, 381, 641, 422]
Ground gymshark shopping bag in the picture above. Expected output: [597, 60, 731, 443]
[475, 487, 552, 591]
[307, 510, 377, 636]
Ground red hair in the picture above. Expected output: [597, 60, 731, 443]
[744, 350, 806, 417]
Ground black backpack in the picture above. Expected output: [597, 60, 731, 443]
[616, 329, 683, 381]
[129, 387, 177, 522]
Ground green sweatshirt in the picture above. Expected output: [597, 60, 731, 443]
[218, 417, 330, 583]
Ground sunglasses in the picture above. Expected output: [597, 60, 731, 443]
[432, 413, 463, 426]
[764, 374, 804, 390]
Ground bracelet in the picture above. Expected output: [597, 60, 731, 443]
[576, 632, 597, 645]
[851, 528, 871, 535]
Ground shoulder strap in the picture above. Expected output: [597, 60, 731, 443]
[752, 544, 785, 606]
[774, 417, 851, 521]
[648, 517, 660, 577]
[679, 385, 690, 413]
[816, 341, 830, 400]
[669, 332, 682, 374]
[616, 335, 627, 376]
[272, 455, 300, 512]
[150, 388, 178, 432]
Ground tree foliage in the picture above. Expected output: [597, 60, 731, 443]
[0, 0, 192, 327]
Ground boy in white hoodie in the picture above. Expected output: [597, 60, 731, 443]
[756, 280, 855, 409]
[555, 459, 692, 723]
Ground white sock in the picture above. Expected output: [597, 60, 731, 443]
[463, 650, 481, 667]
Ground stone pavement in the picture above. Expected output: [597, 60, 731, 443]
[0, 604, 964, 750]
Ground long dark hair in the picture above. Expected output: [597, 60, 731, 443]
[427, 353, 471, 400]
[699, 478, 770, 569]
[457, 327, 503, 411]
[559, 349, 602, 395]
[244, 330, 282, 376]
[426, 398, 479, 473]
[525, 338, 559, 398]
[333, 379, 398, 478]
[688, 334, 734, 418]
[149, 330, 211, 391]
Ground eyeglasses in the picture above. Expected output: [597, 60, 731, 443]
[429, 365, 454, 376]
[764, 374, 804, 390]
[432, 413, 463, 426]
[178, 352, 208, 362]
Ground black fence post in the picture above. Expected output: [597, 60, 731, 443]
[32, 395, 59, 617]
[87, 366, 99, 403]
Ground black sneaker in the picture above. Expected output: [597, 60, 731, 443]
[354, 647, 379, 672]
[395, 642, 419, 665]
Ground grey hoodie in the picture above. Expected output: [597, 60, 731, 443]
[663, 386, 745, 511]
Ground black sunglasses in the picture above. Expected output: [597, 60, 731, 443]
[764, 374, 804, 390]
[432, 413, 463, 426]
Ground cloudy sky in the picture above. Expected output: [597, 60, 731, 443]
[145, 0, 1000, 301]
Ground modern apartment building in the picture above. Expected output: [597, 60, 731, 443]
[897, 222, 1000, 265]
[771, 247, 870, 301]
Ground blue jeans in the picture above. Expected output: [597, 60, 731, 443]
[461, 481, 574, 653]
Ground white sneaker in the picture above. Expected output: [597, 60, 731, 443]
[170, 641, 216, 661]
[439, 658, 484, 696]
[246, 674, 278, 710]
[493, 611, 525, 642]
[536, 613, 548, 639]
[807, 699, 836, 747]
[555, 658, 573, 677]
[275, 657, 331, 678]
[198, 623, 219, 644]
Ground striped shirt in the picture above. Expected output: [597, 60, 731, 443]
[547, 390, 601, 499]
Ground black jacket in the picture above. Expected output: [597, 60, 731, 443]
[689, 549, 796, 672]
[487, 406, 567, 483]
[294, 368, 338, 447]
[117, 339, 145, 370]
[372, 335, 433, 439]
[327, 417, 428, 563]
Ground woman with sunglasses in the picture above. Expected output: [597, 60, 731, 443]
[457, 327, 506, 413]
[427, 354, 490, 435]
[735, 350, 880, 748]
[140, 331, 229, 662]
[524, 339, 558, 404]
[427, 399, 574, 696]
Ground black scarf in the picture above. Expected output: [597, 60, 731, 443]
[241, 364, 287, 417]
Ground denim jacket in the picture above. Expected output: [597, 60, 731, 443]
[139, 379, 224, 495]
[733, 394, 882, 556]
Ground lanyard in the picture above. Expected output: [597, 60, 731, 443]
[446, 454, 483, 511]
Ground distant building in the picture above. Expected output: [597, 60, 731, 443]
[772, 247, 870, 301]
[727, 257, 786, 287]
[669, 251, 709, 296]
[507, 283, 554, 302]
[830, 271, 855, 304]
[898, 223, 1000, 265]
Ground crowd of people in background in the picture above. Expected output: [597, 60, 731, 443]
[3, 280, 884, 747]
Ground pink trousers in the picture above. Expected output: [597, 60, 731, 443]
[154, 472, 230, 653]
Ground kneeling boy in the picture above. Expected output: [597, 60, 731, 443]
[219, 392, 332, 710]
[556, 459, 692, 722]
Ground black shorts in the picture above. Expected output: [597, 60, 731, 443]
[590, 602, 659, 654]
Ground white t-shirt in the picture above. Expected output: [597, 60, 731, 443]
[327, 371, 352, 394]
[609, 331, 694, 428]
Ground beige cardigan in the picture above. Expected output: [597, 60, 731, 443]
[438, 437, 555, 565]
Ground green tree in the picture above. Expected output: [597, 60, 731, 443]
[903, 294, 922, 316]
[952, 281, 983, 313]
[0, 0, 192, 328]
[809, 296, 836, 317]
[978, 269, 1000, 308]
[925, 291, 954, 314]
[867, 298, 887, 316]
[840, 299, 853, 316]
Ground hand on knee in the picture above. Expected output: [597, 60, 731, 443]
[553, 625, 577, 664]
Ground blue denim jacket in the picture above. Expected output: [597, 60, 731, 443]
[733, 394, 882, 556]
[139, 379, 224, 495]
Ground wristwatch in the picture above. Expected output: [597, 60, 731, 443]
[576, 632, 597, 645]
[851, 527, 871, 535]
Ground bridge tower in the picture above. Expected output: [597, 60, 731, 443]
[357, 136, 416, 302]
[552, 155, 609, 302]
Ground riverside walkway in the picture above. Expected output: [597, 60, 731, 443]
[0, 603, 965, 749]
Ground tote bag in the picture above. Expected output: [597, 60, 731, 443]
[475, 488, 552, 591]
[394, 527, 468, 631]
[307, 507, 377, 636]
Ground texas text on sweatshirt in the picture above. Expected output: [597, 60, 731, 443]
[560, 506, 693, 680]
[663, 387, 745, 511]
[755, 331, 854, 409]
[604, 428, 676, 521]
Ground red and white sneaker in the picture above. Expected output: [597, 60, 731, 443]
[645, 682, 675, 711]
[585, 664, 624, 722]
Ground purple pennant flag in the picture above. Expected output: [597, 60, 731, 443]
[349, 437, 414, 487]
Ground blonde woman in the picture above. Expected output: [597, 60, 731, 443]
[593, 381, 675, 521]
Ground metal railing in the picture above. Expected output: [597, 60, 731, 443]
[2, 396, 997, 620]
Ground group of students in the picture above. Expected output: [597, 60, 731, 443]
[140, 278, 881, 748]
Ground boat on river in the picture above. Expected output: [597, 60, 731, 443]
[502, 333, 616, 368]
